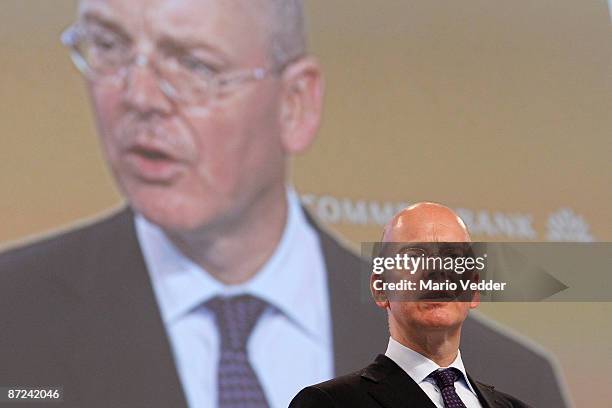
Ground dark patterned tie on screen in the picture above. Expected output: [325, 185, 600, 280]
[431, 368, 468, 408]
[207, 295, 270, 408]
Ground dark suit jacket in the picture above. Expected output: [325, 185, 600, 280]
[0, 208, 566, 407]
[290, 354, 531, 408]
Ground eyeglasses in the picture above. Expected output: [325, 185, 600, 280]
[378, 243, 475, 259]
[60, 24, 279, 104]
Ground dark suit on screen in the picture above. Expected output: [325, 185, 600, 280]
[0, 208, 566, 407]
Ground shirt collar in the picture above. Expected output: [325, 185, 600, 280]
[385, 336, 479, 396]
[135, 187, 328, 341]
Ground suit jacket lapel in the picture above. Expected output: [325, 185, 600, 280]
[362, 355, 437, 408]
[66, 208, 188, 408]
[303, 208, 389, 376]
[468, 373, 506, 408]
[362, 356, 504, 408]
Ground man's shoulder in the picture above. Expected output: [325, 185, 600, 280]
[0, 208, 133, 284]
[290, 355, 410, 408]
[0, 208, 143, 397]
[290, 368, 372, 408]
[0, 207, 137, 355]
[311, 368, 367, 392]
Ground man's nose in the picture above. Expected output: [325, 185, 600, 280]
[122, 57, 173, 116]
[423, 267, 450, 282]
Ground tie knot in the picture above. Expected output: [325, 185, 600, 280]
[206, 294, 268, 350]
[431, 368, 461, 390]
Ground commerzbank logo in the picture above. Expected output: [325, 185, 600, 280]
[301, 194, 596, 242]
[546, 208, 594, 242]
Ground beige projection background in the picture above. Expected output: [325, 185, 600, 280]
[1, 0, 611, 406]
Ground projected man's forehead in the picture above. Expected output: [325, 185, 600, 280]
[77, 0, 267, 63]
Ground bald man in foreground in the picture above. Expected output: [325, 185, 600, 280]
[290, 203, 531, 408]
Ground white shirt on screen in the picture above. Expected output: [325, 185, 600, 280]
[135, 188, 333, 408]
[385, 336, 483, 408]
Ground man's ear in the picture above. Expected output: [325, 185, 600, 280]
[278, 56, 324, 154]
[371, 273, 389, 310]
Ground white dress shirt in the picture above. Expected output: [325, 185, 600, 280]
[385, 337, 483, 408]
[135, 188, 333, 408]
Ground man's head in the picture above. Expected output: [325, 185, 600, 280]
[75, 0, 323, 232]
[372, 202, 479, 336]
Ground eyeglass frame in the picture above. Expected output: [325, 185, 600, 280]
[60, 23, 292, 104]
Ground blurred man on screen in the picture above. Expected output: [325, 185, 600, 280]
[0, 1, 567, 407]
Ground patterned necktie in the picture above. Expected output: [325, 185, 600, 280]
[206, 295, 270, 408]
[431, 368, 467, 408]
